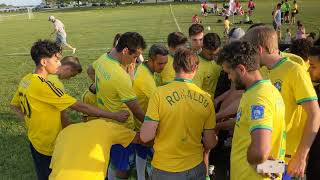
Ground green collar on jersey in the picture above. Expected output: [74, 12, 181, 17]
[246, 79, 271, 92]
[142, 63, 154, 76]
[271, 57, 288, 69]
[106, 54, 120, 65]
[174, 77, 193, 83]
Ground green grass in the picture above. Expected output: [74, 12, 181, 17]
[0, 1, 319, 179]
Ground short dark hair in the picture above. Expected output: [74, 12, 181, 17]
[225, 16, 229, 20]
[203, 33, 221, 51]
[188, 24, 204, 37]
[217, 41, 259, 71]
[61, 56, 82, 73]
[173, 48, 199, 73]
[113, 33, 122, 48]
[115, 32, 146, 54]
[308, 32, 317, 40]
[148, 44, 169, 60]
[309, 46, 320, 58]
[290, 39, 312, 61]
[30, 39, 62, 66]
[248, 23, 266, 31]
[167, 32, 188, 48]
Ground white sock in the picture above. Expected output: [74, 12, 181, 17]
[136, 154, 147, 180]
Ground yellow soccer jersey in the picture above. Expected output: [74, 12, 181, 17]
[133, 64, 157, 130]
[93, 54, 137, 129]
[49, 120, 136, 180]
[260, 57, 317, 162]
[145, 78, 216, 172]
[10, 73, 76, 155]
[48, 74, 65, 92]
[281, 52, 308, 71]
[159, 54, 175, 85]
[193, 55, 221, 96]
[231, 80, 286, 180]
[81, 85, 97, 121]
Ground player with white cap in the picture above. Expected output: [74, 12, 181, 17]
[49, 15, 76, 54]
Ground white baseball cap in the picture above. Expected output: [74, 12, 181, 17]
[228, 27, 245, 42]
[48, 15, 55, 21]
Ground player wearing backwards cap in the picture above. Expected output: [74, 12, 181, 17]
[10, 40, 129, 180]
[244, 26, 320, 179]
[140, 48, 218, 180]
[48, 16, 76, 54]
[92, 32, 146, 180]
[217, 40, 286, 180]
[159, 32, 188, 85]
[133, 44, 168, 180]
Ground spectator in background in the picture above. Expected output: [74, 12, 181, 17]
[273, 3, 282, 39]
[307, 32, 317, 44]
[296, 21, 306, 39]
[290, 0, 298, 25]
[192, 14, 201, 24]
[284, 28, 292, 44]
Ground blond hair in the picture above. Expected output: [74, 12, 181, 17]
[243, 26, 278, 54]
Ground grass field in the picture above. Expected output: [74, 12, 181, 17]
[0, 1, 319, 179]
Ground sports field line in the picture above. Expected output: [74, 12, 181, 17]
[4, 47, 111, 57]
[169, 4, 182, 32]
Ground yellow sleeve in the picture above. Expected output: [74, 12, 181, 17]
[204, 98, 216, 129]
[117, 75, 137, 103]
[31, 80, 77, 111]
[144, 90, 160, 122]
[112, 123, 136, 148]
[140, 80, 157, 99]
[10, 89, 20, 106]
[193, 72, 204, 90]
[82, 89, 96, 106]
[291, 66, 318, 104]
[248, 96, 273, 133]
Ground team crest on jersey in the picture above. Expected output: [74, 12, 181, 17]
[274, 80, 282, 92]
[251, 105, 265, 120]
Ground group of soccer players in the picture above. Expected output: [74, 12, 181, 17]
[10, 20, 320, 180]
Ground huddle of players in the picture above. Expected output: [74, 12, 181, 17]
[10, 23, 320, 180]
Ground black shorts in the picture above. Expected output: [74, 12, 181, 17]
[285, 11, 289, 16]
[30, 143, 52, 180]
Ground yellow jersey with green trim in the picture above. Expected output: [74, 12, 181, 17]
[48, 74, 65, 92]
[145, 78, 216, 172]
[133, 64, 157, 131]
[81, 85, 97, 121]
[193, 55, 221, 96]
[260, 57, 317, 162]
[281, 52, 308, 71]
[10, 73, 76, 156]
[49, 120, 136, 180]
[93, 54, 136, 129]
[159, 54, 175, 85]
[231, 80, 286, 180]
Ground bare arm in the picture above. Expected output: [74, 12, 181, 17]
[61, 110, 72, 128]
[288, 100, 320, 177]
[216, 118, 236, 131]
[247, 129, 272, 165]
[202, 129, 218, 150]
[10, 105, 24, 120]
[140, 121, 158, 143]
[70, 101, 129, 122]
[126, 99, 145, 122]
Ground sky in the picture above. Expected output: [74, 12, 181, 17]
[0, 0, 41, 6]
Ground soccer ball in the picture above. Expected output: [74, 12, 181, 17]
[207, 26, 211, 31]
